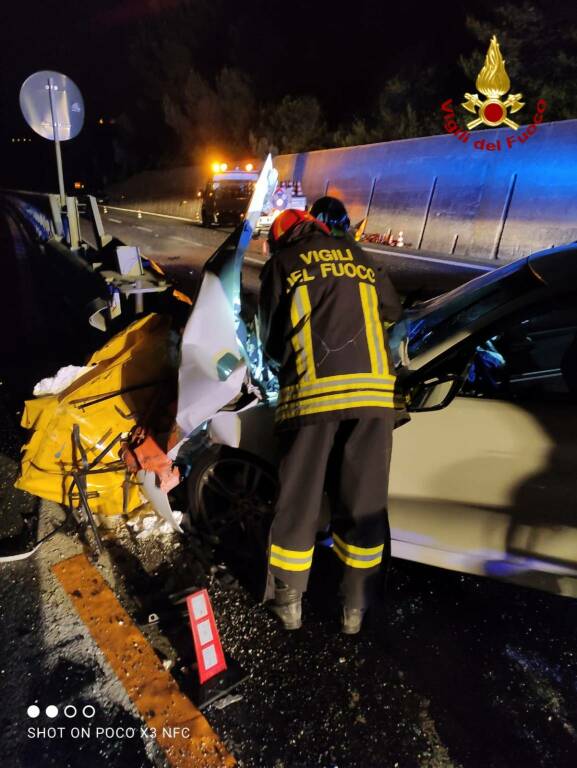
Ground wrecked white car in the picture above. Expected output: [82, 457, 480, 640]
[192, 242, 577, 600]
[13, 161, 577, 599]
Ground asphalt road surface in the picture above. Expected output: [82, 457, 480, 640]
[2, 408, 576, 768]
[2, 208, 576, 768]
[82, 206, 494, 299]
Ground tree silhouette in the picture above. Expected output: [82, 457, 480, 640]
[112, 0, 577, 172]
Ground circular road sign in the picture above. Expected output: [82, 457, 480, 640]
[19, 71, 84, 141]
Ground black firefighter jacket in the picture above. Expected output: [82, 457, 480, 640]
[259, 224, 403, 428]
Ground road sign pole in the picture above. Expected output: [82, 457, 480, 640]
[54, 141, 66, 207]
[47, 77, 66, 207]
[20, 71, 84, 214]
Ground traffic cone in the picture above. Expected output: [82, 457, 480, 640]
[103, 206, 108, 214]
[137, 210, 142, 219]
[397, 231, 404, 247]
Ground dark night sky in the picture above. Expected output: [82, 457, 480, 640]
[1, 0, 576, 188]
[0, 0, 469, 125]
[0, 1, 137, 129]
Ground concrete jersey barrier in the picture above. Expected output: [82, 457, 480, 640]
[107, 118, 577, 262]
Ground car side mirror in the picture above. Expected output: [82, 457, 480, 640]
[407, 374, 463, 412]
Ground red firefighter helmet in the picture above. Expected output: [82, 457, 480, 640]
[268, 209, 328, 249]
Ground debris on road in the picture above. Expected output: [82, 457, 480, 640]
[212, 694, 244, 711]
[126, 509, 184, 538]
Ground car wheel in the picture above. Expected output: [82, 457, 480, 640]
[200, 209, 210, 227]
[187, 445, 278, 542]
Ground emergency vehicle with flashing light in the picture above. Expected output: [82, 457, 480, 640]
[254, 180, 307, 235]
[198, 161, 258, 227]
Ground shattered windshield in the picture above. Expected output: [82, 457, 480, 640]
[404, 260, 540, 360]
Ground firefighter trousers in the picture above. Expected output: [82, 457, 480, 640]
[267, 413, 395, 609]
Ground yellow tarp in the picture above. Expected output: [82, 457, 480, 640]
[16, 313, 174, 518]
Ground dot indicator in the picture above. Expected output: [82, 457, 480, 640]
[27, 705, 40, 718]
[46, 705, 59, 718]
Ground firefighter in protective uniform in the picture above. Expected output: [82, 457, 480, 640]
[258, 199, 402, 634]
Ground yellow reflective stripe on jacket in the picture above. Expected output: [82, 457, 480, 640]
[332, 533, 384, 569]
[279, 376, 395, 404]
[276, 393, 396, 419]
[270, 543, 314, 572]
[359, 282, 388, 376]
[276, 390, 395, 420]
[301, 371, 395, 384]
[282, 284, 397, 421]
[290, 286, 315, 382]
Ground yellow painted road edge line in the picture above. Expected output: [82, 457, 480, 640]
[52, 553, 235, 768]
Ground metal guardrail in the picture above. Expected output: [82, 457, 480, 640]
[0, 189, 112, 252]
[0, 188, 169, 337]
[1, 189, 63, 242]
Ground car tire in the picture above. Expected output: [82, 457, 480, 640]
[200, 209, 210, 227]
[186, 445, 278, 543]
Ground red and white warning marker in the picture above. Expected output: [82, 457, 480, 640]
[186, 589, 227, 684]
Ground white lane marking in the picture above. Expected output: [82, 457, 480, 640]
[103, 205, 493, 272]
[103, 205, 490, 272]
[101, 205, 196, 223]
[107, 217, 123, 224]
[135, 225, 154, 232]
[363, 246, 492, 272]
[170, 235, 203, 246]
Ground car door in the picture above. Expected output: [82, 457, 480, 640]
[389, 293, 577, 596]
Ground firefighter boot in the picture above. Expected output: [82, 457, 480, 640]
[269, 579, 302, 630]
[341, 606, 366, 635]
